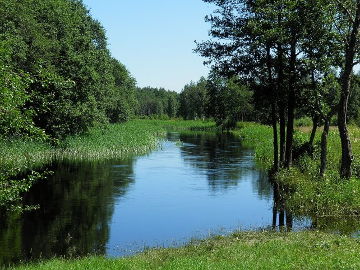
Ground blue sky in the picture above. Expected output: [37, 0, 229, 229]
[82, 0, 215, 92]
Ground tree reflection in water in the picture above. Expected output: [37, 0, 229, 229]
[0, 159, 135, 265]
[177, 132, 272, 198]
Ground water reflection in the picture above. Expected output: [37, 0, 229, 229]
[2, 132, 356, 266]
[0, 159, 135, 265]
[175, 132, 272, 197]
[272, 183, 293, 231]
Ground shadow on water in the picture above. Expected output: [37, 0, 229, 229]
[270, 177, 360, 234]
[174, 132, 272, 198]
[271, 182, 293, 232]
[0, 159, 136, 265]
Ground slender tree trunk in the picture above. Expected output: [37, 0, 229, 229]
[279, 103, 286, 166]
[338, 1, 360, 179]
[309, 115, 318, 146]
[272, 104, 279, 172]
[285, 35, 297, 168]
[266, 44, 279, 172]
[285, 212, 293, 232]
[277, 43, 286, 167]
[320, 118, 330, 177]
[279, 207, 285, 230]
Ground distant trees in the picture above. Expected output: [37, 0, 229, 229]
[179, 77, 208, 120]
[136, 87, 179, 118]
[178, 76, 253, 126]
[207, 76, 253, 128]
[0, 0, 136, 139]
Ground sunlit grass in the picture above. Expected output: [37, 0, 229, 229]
[57, 120, 166, 161]
[8, 231, 360, 270]
[234, 122, 360, 219]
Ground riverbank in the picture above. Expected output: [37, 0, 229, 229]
[8, 231, 360, 270]
[3, 119, 360, 216]
[0, 120, 217, 209]
[2, 120, 360, 269]
[234, 122, 360, 230]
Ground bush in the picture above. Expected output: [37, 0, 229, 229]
[295, 117, 313, 127]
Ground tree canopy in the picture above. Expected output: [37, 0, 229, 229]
[0, 0, 136, 139]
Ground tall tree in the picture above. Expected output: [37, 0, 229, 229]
[334, 0, 360, 178]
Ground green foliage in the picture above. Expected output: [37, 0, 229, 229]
[0, 0, 136, 139]
[208, 76, 253, 129]
[106, 59, 137, 123]
[136, 87, 179, 119]
[0, 41, 42, 138]
[0, 137, 53, 211]
[294, 117, 313, 127]
[179, 77, 208, 120]
[8, 231, 360, 270]
[233, 123, 274, 167]
[235, 122, 360, 218]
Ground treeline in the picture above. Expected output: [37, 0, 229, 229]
[136, 87, 179, 119]
[0, 0, 137, 139]
[196, 0, 360, 178]
[179, 76, 253, 128]
[135, 77, 253, 126]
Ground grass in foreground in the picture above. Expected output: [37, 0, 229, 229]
[7, 231, 360, 270]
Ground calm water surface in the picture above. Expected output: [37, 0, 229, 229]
[1, 132, 304, 264]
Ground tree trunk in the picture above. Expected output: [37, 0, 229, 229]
[320, 118, 330, 177]
[338, 1, 360, 178]
[285, 35, 297, 168]
[266, 44, 279, 172]
[277, 43, 286, 167]
[309, 115, 318, 146]
[285, 212, 293, 232]
[279, 103, 286, 166]
[272, 103, 279, 172]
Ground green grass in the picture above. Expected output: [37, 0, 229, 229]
[7, 231, 360, 270]
[232, 122, 360, 221]
[57, 120, 166, 161]
[232, 122, 274, 168]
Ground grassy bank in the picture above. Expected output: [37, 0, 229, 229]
[1, 120, 217, 173]
[234, 122, 360, 222]
[7, 231, 360, 270]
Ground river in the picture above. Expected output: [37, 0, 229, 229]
[0, 132, 310, 265]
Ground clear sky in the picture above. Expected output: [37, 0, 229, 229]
[82, 0, 215, 92]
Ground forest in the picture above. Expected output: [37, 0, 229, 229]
[1, 0, 360, 269]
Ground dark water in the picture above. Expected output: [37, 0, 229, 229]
[1, 132, 354, 265]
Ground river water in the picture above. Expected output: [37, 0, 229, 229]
[0, 132, 309, 264]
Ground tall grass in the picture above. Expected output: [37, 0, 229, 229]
[233, 122, 274, 168]
[0, 138, 53, 177]
[233, 122, 360, 220]
[57, 120, 166, 161]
